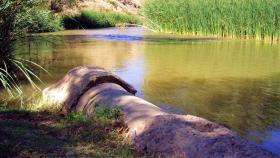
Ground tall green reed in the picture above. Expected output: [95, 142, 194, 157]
[143, 0, 280, 41]
[63, 10, 141, 29]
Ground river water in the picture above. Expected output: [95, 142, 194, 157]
[15, 27, 280, 155]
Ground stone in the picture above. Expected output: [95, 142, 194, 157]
[65, 151, 75, 157]
[43, 66, 279, 157]
[42, 66, 136, 113]
[78, 83, 278, 158]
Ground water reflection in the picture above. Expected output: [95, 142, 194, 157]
[249, 129, 280, 155]
[8, 28, 280, 155]
[20, 36, 143, 83]
[141, 40, 280, 155]
[143, 77, 280, 133]
[86, 34, 217, 42]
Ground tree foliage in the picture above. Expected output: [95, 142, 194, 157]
[0, 0, 51, 97]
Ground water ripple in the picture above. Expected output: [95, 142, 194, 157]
[86, 34, 218, 42]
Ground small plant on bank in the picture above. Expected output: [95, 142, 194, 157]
[94, 104, 123, 120]
[65, 104, 124, 123]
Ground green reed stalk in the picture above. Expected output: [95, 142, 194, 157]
[143, 0, 280, 41]
[63, 10, 141, 29]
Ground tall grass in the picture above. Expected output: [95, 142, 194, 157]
[143, 0, 280, 40]
[63, 10, 141, 29]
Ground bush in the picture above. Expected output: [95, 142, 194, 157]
[16, 8, 63, 33]
[0, 0, 55, 99]
[63, 10, 141, 29]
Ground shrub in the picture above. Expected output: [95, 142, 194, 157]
[0, 0, 52, 98]
[16, 8, 63, 33]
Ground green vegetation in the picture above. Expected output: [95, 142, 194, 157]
[143, 0, 280, 40]
[1, 0, 41, 98]
[16, 8, 63, 33]
[1, 0, 140, 98]
[0, 0, 63, 99]
[0, 105, 139, 157]
[63, 10, 141, 29]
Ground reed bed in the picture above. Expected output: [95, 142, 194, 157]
[143, 0, 280, 40]
[63, 10, 141, 29]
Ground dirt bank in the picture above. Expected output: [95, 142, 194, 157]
[52, 0, 141, 15]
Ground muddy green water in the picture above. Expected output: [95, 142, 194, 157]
[15, 27, 280, 155]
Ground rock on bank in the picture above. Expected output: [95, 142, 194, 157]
[43, 66, 278, 158]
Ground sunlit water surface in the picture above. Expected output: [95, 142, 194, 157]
[9, 27, 280, 155]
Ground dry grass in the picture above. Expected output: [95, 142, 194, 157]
[0, 106, 141, 157]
